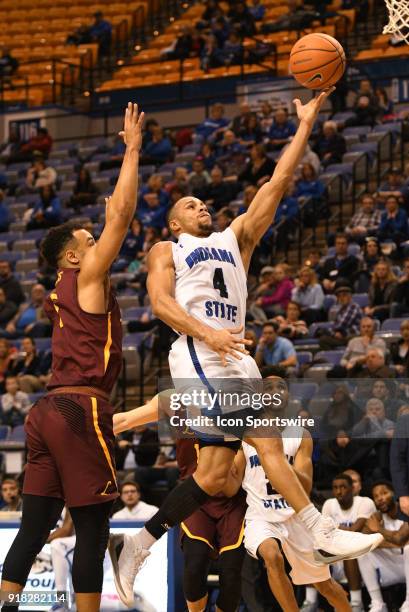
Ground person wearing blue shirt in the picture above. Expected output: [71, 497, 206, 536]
[255, 321, 297, 372]
[120, 219, 145, 262]
[195, 103, 229, 142]
[268, 107, 296, 150]
[141, 126, 172, 165]
[0, 190, 10, 233]
[27, 185, 61, 230]
[275, 187, 299, 223]
[249, 0, 266, 20]
[378, 195, 409, 246]
[89, 11, 112, 56]
[137, 196, 167, 230]
[139, 175, 169, 210]
[294, 163, 325, 200]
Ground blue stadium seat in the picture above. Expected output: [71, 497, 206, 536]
[323, 295, 336, 311]
[350, 142, 378, 164]
[122, 307, 149, 321]
[296, 352, 313, 366]
[381, 318, 406, 332]
[325, 163, 353, 184]
[343, 126, 372, 139]
[315, 350, 344, 365]
[0, 252, 22, 264]
[0, 425, 10, 441]
[8, 425, 26, 442]
[289, 382, 318, 402]
[353, 293, 369, 308]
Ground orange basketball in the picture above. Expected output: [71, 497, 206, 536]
[289, 33, 346, 90]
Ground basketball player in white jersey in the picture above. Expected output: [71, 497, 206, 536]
[110, 90, 383, 608]
[359, 481, 409, 612]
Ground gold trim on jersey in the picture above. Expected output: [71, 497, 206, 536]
[91, 396, 117, 489]
[219, 521, 244, 554]
[50, 293, 63, 328]
[104, 312, 112, 373]
[180, 521, 214, 550]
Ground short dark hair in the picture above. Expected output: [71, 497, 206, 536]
[263, 320, 279, 332]
[333, 472, 353, 487]
[371, 480, 394, 494]
[120, 480, 140, 494]
[40, 221, 84, 269]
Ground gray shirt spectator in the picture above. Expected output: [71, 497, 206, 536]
[340, 317, 386, 370]
[352, 398, 395, 439]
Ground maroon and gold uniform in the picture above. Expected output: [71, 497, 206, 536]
[24, 268, 122, 506]
[176, 438, 246, 555]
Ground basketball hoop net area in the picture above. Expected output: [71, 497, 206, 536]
[383, 0, 409, 43]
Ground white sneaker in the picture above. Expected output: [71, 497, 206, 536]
[400, 601, 409, 612]
[108, 533, 150, 608]
[368, 602, 387, 612]
[312, 516, 384, 564]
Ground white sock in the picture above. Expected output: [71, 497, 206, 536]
[305, 587, 318, 604]
[297, 503, 322, 531]
[350, 589, 362, 605]
[135, 527, 156, 550]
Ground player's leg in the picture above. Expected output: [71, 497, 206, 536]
[357, 552, 386, 610]
[313, 578, 351, 611]
[257, 538, 299, 612]
[50, 536, 76, 601]
[69, 501, 113, 612]
[244, 435, 383, 563]
[182, 538, 212, 612]
[1, 494, 64, 609]
[343, 559, 363, 609]
[217, 546, 245, 612]
[110, 443, 237, 607]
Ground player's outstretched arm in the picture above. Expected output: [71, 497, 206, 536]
[113, 395, 159, 435]
[81, 102, 144, 280]
[231, 88, 334, 267]
[147, 242, 252, 365]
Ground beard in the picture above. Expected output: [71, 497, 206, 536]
[198, 220, 214, 236]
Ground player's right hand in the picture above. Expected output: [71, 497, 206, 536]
[118, 102, 145, 151]
[204, 325, 253, 366]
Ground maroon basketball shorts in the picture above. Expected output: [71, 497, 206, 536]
[24, 393, 119, 507]
[181, 491, 246, 556]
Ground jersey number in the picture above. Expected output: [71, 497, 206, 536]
[266, 481, 277, 495]
[213, 268, 229, 298]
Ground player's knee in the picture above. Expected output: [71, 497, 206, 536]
[259, 545, 285, 573]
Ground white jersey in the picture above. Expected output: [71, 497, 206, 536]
[322, 496, 376, 528]
[172, 227, 247, 334]
[242, 426, 304, 522]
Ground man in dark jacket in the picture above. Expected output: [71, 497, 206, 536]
[0, 261, 25, 307]
[318, 234, 360, 293]
[391, 414, 409, 520]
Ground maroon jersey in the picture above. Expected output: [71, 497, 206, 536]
[45, 268, 122, 394]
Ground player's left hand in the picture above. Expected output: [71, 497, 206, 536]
[293, 87, 335, 126]
[366, 513, 382, 532]
[118, 102, 145, 151]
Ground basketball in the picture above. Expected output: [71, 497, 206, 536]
[289, 33, 346, 90]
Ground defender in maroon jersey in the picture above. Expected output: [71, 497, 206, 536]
[0, 103, 144, 612]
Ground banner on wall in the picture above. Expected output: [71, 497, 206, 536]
[8, 117, 41, 142]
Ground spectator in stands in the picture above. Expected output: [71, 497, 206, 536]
[120, 219, 145, 263]
[318, 284, 362, 349]
[335, 317, 387, 375]
[221, 31, 243, 66]
[216, 129, 245, 160]
[3, 285, 49, 340]
[291, 266, 324, 323]
[279, 142, 321, 177]
[273, 301, 308, 339]
[294, 162, 325, 201]
[137, 189, 167, 230]
[268, 107, 296, 150]
[139, 174, 169, 210]
[0, 478, 22, 511]
[378, 195, 409, 248]
[199, 142, 216, 171]
[370, 379, 401, 421]
[390, 319, 409, 377]
[200, 33, 224, 71]
[231, 103, 252, 138]
[0, 127, 21, 163]
[274, 182, 299, 223]
[0, 376, 31, 427]
[188, 157, 211, 196]
[228, 0, 256, 35]
[344, 94, 379, 128]
[356, 237, 381, 292]
[258, 100, 273, 134]
[377, 168, 409, 208]
[255, 264, 294, 317]
[204, 166, 237, 210]
[89, 11, 112, 57]
[345, 193, 382, 243]
[165, 167, 189, 194]
[16, 127, 53, 162]
[351, 348, 396, 386]
[27, 186, 61, 230]
[8, 337, 47, 392]
[255, 321, 297, 374]
[25, 155, 57, 193]
[0, 339, 15, 393]
[249, 0, 266, 20]
[215, 206, 235, 231]
[162, 26, 194, 60]
[0, 261, 24, 307]
[365, 259, 398, 322]
[0, 46, 18, 83]
[321, 385, 362, 440]
[112, 481, 158, 521]
[374, 87, 395, 121]
[343, 469, 362, 496]
[68, 167, 99, 211]
[0, 288, 17, 329]
[237, 113, 263, 147]
[36, 254, 56, 292]
[169, 185, 187, 208]
[304, 248, 322, 273]
[352, 398, 394, 440]
[211, 15, 230, 47]
[134, 426, 179, 492]
[356, 78, 379, 107]
[195, 103, 229, 142]
[313, 120, 346, 167]
[318, 233, 360, 293]
[99, 134, 125, 170]
[0, 190, 10, 233]
[142, 118, 159, 150]
[239, 144, 275, 186]
[141, 126, 172, 166]
[391, 257, 409, 317]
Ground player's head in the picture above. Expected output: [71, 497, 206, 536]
[371, 480, 395, 513]
[343, 469, 362, 496]
[120, 480, 141, 509]
[167, 196, 213, 238]
[262, 374, 289, 414]
[41, 221, 95, 269]
[332, 473, 354, 507]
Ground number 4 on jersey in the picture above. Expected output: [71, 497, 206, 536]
[213, 268, 229, 298]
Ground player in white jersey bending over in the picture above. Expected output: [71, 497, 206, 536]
[110, 90, 383, 608]
[226, 377, 351, 611]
